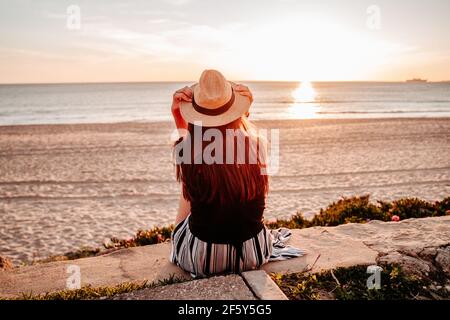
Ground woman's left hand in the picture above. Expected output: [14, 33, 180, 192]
[231, 83, 253, 104]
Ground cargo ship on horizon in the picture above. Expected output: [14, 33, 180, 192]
[406, 78, 428, 83]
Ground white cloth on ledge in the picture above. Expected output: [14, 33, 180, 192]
[269, 227, 306, 261]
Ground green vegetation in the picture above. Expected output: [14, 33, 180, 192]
[266, 195, 450, 229]
[272, 264, 450, 300]
[37, 247, 102, 263]
[37, 195, 449, 263]
[36, 225, 174, 264]
[11, 274, 186, 300]
[106, 225, 174, 248]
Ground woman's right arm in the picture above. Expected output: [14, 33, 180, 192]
[171, 86, 192, 133]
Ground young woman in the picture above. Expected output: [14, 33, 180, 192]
[169, 70, 302, 277]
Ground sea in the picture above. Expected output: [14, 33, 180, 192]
[1, 81, 450, 125]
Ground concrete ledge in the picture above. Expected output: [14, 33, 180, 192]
[1, 216, 449, 299]
[0, 243, 189, 299]
[264, 216, 450, 275]
[113, 274, 256, 300]
[242, 270, 287, 300]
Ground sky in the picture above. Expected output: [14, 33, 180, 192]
[0, 0, 449, 83]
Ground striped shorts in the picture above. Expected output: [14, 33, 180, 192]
[169, 215, 273, 278]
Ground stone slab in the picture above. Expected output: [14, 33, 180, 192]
[113, 274, 256, 300]
[1, 216, 449, 299]
[241, 270, 287, 300]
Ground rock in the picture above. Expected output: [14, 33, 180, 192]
[419, 247, 438, 261]
[435, 246, 450, 275]
[398, 247, 421, 258]
[376, 251, 434, 277]
[0, 256, 14, 271]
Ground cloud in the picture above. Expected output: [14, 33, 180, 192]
[57, 15, 245, 65]
[42, 9, 109, 23]
[163, 0, 192, 5]
[0, 47, 82, 62]
[6, 2, 444, 81]
[147, 18, 170, 24]
[43, 11, 66, 19]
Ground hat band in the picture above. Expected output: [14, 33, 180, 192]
[192, 90, 235, 116]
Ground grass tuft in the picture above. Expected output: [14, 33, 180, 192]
[266, 195, 449, 229]
[272, 264, 449, 300]
[12, 273, 186, 300]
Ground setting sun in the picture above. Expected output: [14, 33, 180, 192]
[288, 81, 320, 119]
[292, 81, 317, 103]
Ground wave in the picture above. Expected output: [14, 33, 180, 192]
[316, 110, 450, 114]
[258, 99, 450, 104]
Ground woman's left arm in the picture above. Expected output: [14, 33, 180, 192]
[231, 83, 253, 117]
[231, 83, 253, 104]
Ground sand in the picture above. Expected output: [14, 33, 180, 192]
[0, 118, 449, 263]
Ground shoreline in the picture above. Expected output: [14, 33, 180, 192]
[1, 116, 450, 133]
[2, 80, 449, 86]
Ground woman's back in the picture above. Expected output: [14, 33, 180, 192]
[175, 117, 269, 243]
[189, 193, 265, 244]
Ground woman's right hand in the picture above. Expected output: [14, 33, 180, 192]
[171, 86, 192, 131]
[172, 86, 193, 114]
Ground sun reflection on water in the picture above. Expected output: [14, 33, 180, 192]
[289, 81, 319, 119]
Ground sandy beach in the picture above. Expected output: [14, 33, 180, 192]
[1, 117, 449, 263]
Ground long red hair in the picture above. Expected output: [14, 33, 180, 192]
[174, 116, 268, 205]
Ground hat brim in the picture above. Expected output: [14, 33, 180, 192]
[179, 84, 251, 127]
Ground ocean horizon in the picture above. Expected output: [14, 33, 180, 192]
[1, 81, 450, 126]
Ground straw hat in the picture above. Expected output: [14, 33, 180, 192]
[180, 69, 251, 127]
